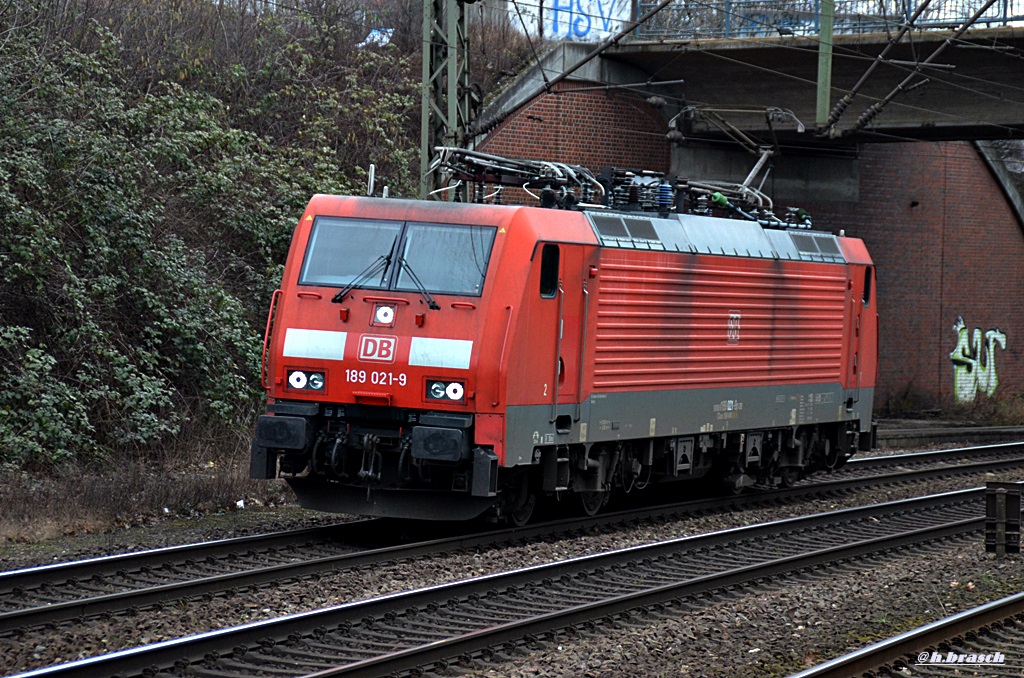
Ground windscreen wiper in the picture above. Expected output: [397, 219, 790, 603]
[331, 255, 389, 303]
[331, 236, 398, 304]
[398, 257, 440, 310]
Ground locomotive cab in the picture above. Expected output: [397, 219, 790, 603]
[251, 197, 543, 520]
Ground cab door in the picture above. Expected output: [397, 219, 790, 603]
[846, 265, 874, 404]
[535, 243, 586, 430]
[557, 246, 587, 408]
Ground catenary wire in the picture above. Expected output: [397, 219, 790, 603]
[460, 0, 1024, 138]
[235, 0, 1024, 111]
[668, 0, 1024, 100]
[678, 38, 1024, 137]
[204, 0, 1024, 143]
[582, 0, 1024, 111]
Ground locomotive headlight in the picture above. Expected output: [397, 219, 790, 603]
[445, 382, 464, 400]
[375, 305, 395, 325]
[287, 370, 325, 391]
[426, 379, 466, 402]
[288, 371, 308, 389]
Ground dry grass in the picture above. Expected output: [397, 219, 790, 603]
[947, 394, 1024, 426]
[0, 437, 295, 544]
[884, 382, 1024, 426]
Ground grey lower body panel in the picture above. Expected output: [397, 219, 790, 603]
[503, 383, 874, 466]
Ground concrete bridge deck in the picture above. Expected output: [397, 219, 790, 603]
[611, 27, 1024, 143]
[481, 27, 1024, 148]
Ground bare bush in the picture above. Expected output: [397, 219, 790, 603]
[467, 6, 537, 97]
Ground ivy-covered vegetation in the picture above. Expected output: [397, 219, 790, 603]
[0, 0, 534, 467]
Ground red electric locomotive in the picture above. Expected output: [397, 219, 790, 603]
[251, 150, 878, 523]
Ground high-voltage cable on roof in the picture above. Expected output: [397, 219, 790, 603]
[430, 147, 606, 196]
[425, 147, 813, 228]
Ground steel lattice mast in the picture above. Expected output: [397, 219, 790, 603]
[420, 0, 475, 198]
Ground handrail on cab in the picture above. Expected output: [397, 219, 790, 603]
[493, 305, 514, 407]
[261, 289, 282, 389]
[361, 295, 411, 305]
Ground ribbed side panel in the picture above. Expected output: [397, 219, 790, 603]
[592, 253, 849, 390]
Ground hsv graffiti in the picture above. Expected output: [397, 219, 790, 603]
[950, 316, 1007, 402]
[508, 0, 631, 42]
[544, 0, 631, 40]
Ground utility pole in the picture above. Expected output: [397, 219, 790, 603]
[420, 0, 475, 198]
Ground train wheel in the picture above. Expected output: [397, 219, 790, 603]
[822, 439, 839, 470]
[780, 467, 801, 487]
[579, 490, 608, 517]
[508, 492, 537, 527]
[504, 472, 537, 527]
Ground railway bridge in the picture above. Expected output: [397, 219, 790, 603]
[480, 0, 1024, 143]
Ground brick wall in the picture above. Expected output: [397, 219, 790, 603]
[480, 83, 670, 173]
[480, 91, 1023, 411]
[797, 142, 1024, 411]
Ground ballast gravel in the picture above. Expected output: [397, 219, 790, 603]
[2, 466, 1024, 677]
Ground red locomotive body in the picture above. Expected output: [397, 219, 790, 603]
[251, 170, 878, 522]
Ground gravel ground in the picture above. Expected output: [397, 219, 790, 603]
[1, 460, 1023, 677]
[466, 541, 1024, 678]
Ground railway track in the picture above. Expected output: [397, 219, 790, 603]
[793, 589, 1024, 677]
[827, 442, 1024, 477]
[12, 489, 987, 677]
[877, 424, 1024, 449]
[2, 442, 1023, 638]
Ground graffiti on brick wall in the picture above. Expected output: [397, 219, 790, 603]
[950, 316, 1007, 402]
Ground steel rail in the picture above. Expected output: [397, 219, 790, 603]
[2, 443, 1023, 634]
[0, 520, 375, 589]
[791, 591, 1024, 677]
[322, 520, 981, 678]
[813, 452, 1024, 485]
[10, 489, 985, 677]
[877, 426, 1024, 448]
[844, 440, 1024, 469]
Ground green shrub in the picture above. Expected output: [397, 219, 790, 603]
[0, 327, 94, 464]
[0, 2, 420, 466]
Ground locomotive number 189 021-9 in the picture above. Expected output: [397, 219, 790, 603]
[345, 369, 408, 386]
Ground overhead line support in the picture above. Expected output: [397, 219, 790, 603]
[420, 0, 475, 198]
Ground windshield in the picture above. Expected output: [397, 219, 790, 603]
[395, 222, 495, 296]
[299, 217, 402, 288]
[299, 216, 496, 296]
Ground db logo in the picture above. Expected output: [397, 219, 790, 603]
[358, 335, 397, 363]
